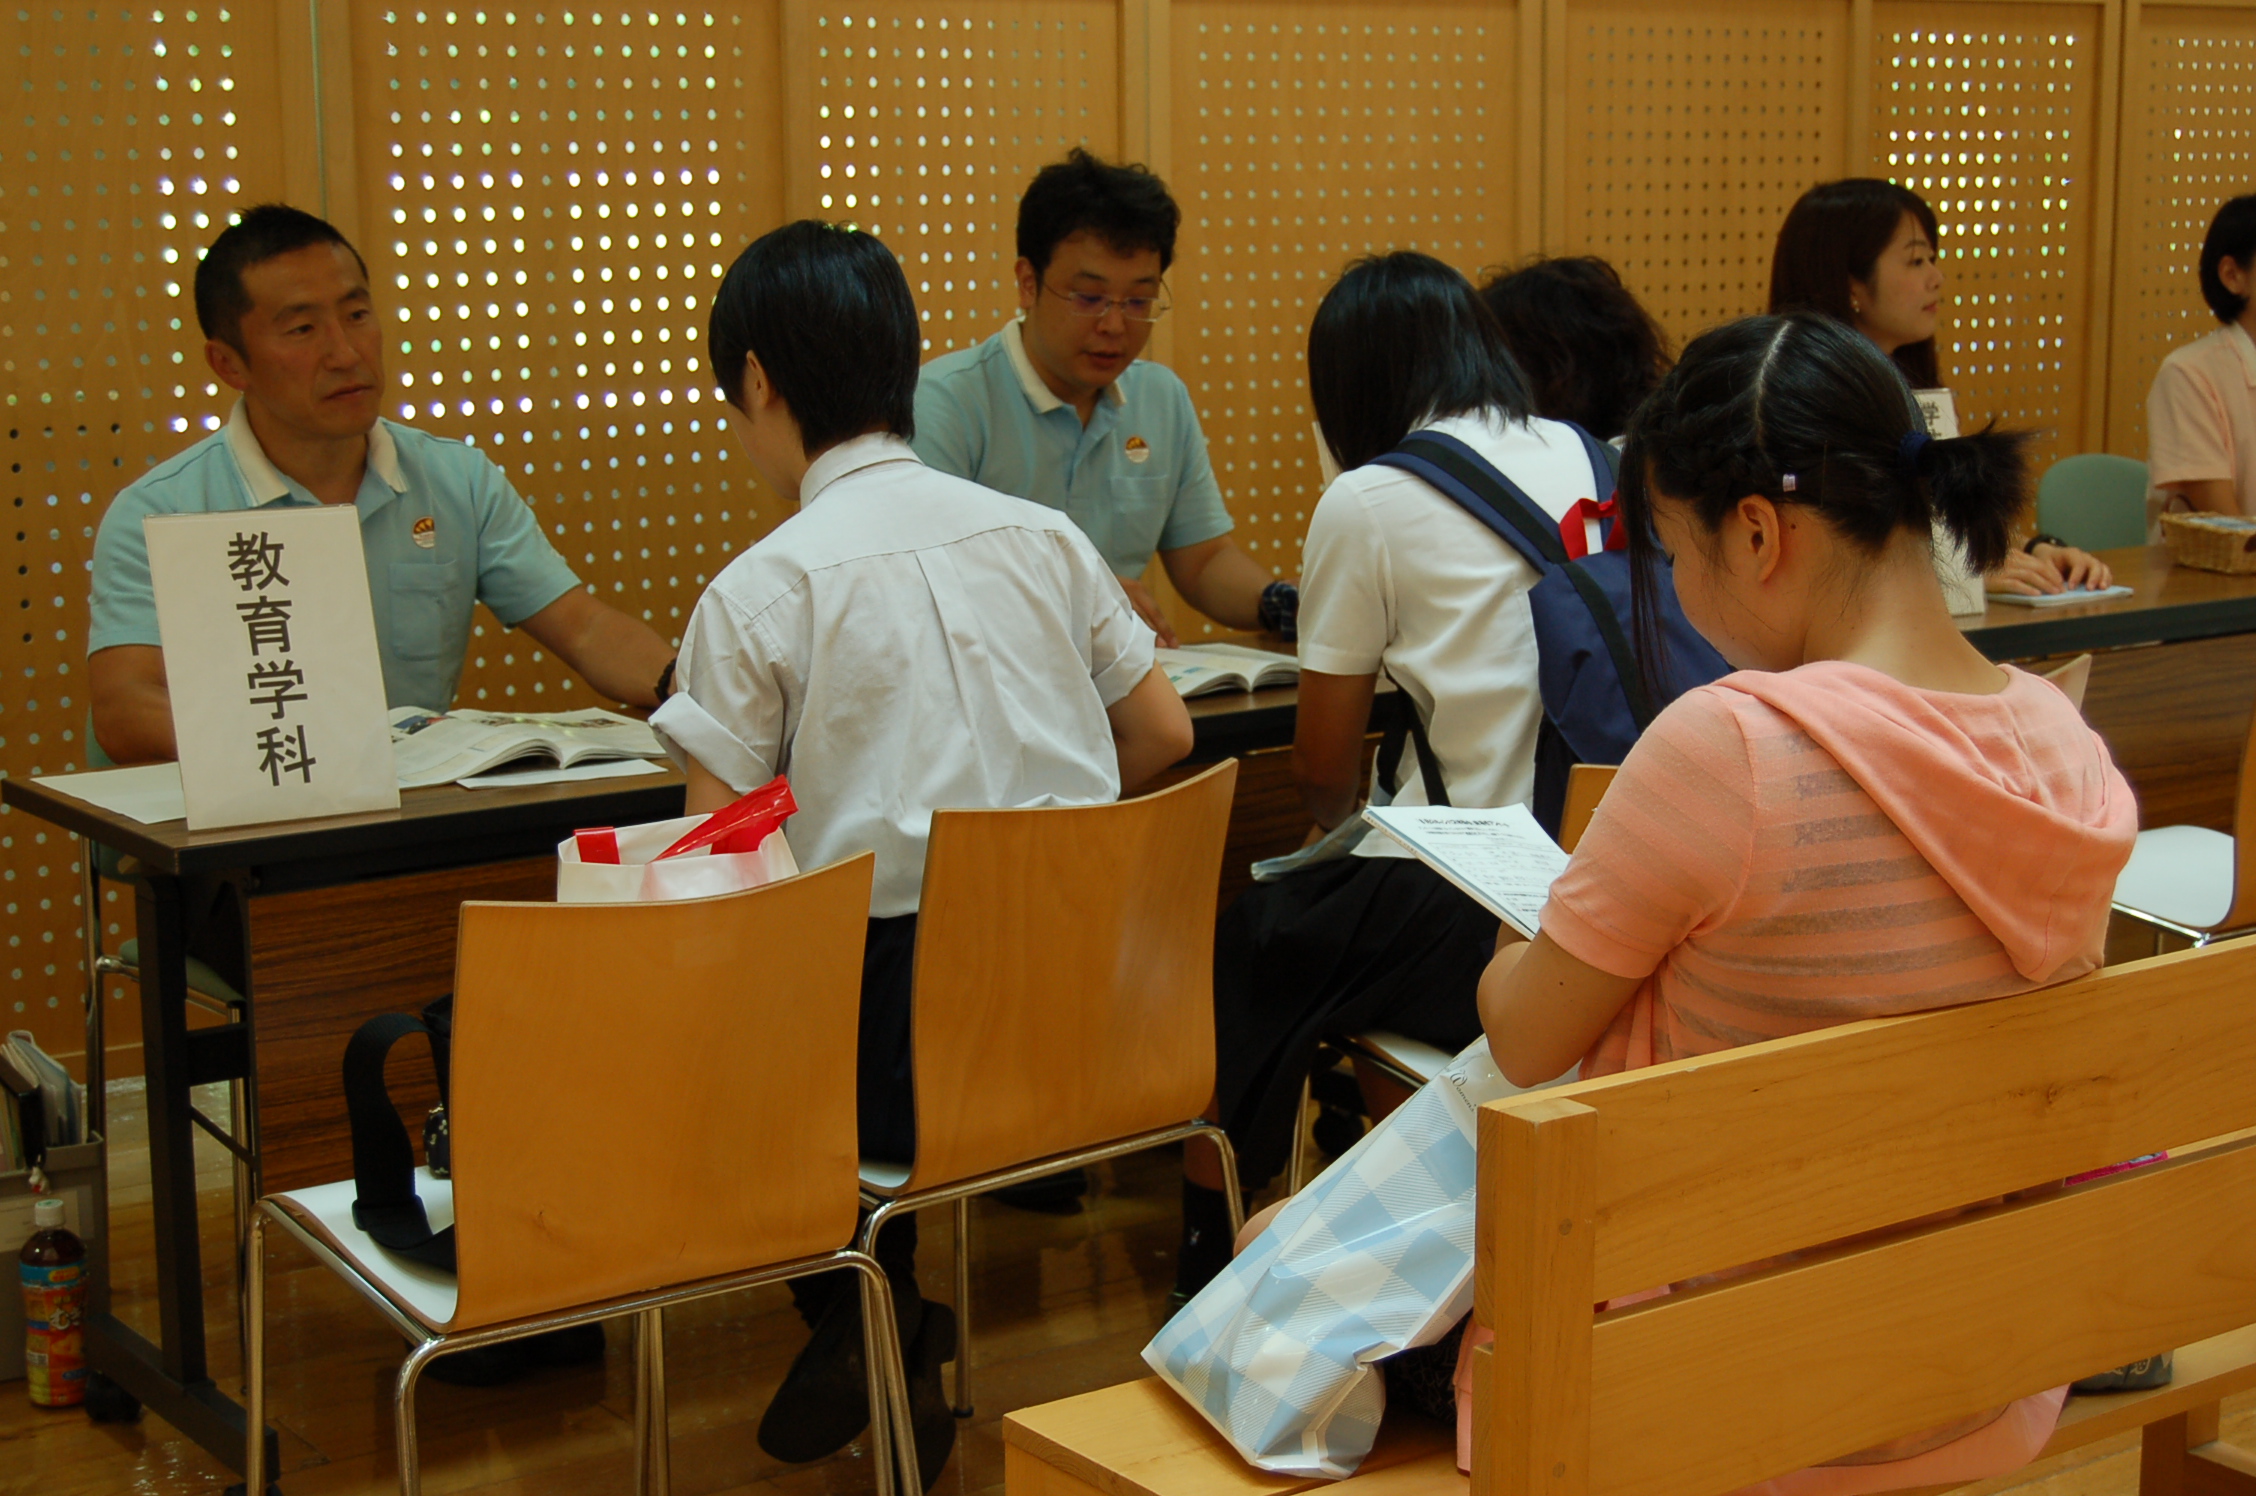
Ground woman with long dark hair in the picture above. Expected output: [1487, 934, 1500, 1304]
[1769, 179, 2111, 598]
[1173, 252, 1615, 1300]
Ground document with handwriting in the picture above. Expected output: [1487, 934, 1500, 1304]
[1361, 803, 1570, 938]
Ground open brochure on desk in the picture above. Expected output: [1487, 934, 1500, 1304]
[390, 706, 667, 789]
[1156, 643, 1300, 698]
[1360, 803, 1570, 940]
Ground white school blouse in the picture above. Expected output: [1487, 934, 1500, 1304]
[1296, 410, 1603, 856]
[651, 433, 1156, 917]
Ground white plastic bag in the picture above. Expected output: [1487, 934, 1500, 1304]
[1144, 1039, 1568, 1478]
[556, 776, 800, 903]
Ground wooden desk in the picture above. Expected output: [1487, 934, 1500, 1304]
[0, 767, 687, 1478]
[1958, 542, 2256, 658]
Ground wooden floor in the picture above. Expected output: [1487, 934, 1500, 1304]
[4, 1082, 2252, 1496]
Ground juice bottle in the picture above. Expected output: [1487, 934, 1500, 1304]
[19, 1198, 87, 1408]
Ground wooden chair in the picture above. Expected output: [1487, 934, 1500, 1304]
[1283, 763, 1620, 1196]
[1005, 938, 2256, 1496]
[243, 855, 921, 1496]
[2113, 701, 2256, 948]
[857, 760, 1244, 1419]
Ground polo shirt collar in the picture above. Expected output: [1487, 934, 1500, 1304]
[1001, 319, 1127, 414]
[2229, 323, 2256, 389]
[801, 432, 922, 505]
[224, 397, 408, 506]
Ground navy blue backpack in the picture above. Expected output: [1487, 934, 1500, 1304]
[1369, 425, 1728, 839]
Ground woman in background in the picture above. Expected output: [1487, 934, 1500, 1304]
[1769, 178, 2110, 598]
[1479, 255, 1669, 441]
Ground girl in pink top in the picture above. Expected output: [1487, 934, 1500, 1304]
[1477, 313, 2139, 1493]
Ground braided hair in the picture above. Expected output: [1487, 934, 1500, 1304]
[1619, 314, 2030, 678]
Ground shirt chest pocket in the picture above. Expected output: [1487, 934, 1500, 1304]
[387, 559, 467, 663]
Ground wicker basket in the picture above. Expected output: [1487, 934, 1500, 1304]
[2161, 510, 2256, 574]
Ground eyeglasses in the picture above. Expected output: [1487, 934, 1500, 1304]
[1039, 281, 1172, 323]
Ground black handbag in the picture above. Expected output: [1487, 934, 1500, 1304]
[342, 994, 456, 1272]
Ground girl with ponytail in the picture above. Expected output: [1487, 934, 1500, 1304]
[1474, 314, 2138, 1491]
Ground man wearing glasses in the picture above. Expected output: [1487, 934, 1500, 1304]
[913, 149, 1290, 644]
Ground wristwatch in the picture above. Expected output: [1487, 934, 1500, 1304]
[2024, 532, 2069, 556]
[1258, 580, 1300, 641]
[654, 657, 677, 704]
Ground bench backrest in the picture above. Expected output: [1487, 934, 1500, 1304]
[1472, 937, 2256, 1496]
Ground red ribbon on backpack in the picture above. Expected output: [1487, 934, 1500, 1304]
[1558, 495, 1631, 561]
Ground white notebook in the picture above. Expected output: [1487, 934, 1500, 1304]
[1360, 803, 1570, 939]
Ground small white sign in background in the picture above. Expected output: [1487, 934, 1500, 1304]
[146, 507, 400, 830]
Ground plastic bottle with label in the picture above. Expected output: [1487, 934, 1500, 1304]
[19, 1198, 87, 1408]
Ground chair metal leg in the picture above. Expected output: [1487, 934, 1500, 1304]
[394, 1338, 441, 1496]
[853, 1253, 918, 1496]
[1285, 1071, 1313, 1196]
[635, 1309, 670, 1496]
[950, 1195, 972, 1417]
[1192, 1123, 1245, 1237]
[243, 1210, 269, 1496]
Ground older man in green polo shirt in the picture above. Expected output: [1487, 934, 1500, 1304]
[912, 150, 1293, 646]
[89, 205, 676, 766]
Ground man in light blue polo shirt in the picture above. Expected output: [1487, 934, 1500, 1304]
[913, 150, 1294, 646]
[89, 205, 676, 765]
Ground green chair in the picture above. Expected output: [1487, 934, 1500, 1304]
[2036, 453, 2150, 552]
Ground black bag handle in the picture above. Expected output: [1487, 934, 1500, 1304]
[345, 1008, 455, 1272]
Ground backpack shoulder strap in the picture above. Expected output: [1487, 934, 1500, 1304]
[1565, 421, 1621, 495]
[1373, 429, 1570, 573]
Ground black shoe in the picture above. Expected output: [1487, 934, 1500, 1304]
[2071, 1351, 2174, 1395]
[759, 1279, 927, 1464]
[989, 1168, 1088, 1213]
[905, 1301, 959, 1493]
[1170, 1181, 1236, 1307]
[424, 1323, 605, 1387]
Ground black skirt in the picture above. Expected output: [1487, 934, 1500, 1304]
[1211, 855, 1497, 1189]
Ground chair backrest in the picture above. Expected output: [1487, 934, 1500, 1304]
[2036, 453, 2150, 551]
[1471, 937, 2256, 1496]
[443, 853, 875, 1331]
[1559, 764, 1617, 854]
[2039, 652, 2092, 710]
[901, 759, 1239, 1193]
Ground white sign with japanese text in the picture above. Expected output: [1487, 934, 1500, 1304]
[145, 506, 400, 830]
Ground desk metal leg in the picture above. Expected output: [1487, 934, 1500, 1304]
[82, 871, 275, 1478]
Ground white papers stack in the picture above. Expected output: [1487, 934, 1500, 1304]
[31, 763, 188, 825]
[1360, 803, 1570, 939]
[1983, 584, 2134, 608]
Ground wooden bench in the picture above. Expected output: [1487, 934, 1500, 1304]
[1004, 939, 2256, 1496]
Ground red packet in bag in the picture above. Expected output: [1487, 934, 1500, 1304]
[657, 776, 798, 860]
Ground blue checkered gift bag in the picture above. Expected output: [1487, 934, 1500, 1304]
[1143, 1038, 1533, 1478]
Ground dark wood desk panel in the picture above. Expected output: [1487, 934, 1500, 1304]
[2079, 634, 2256, 833]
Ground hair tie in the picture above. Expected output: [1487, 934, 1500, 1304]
[1898, 430, 1932, 476]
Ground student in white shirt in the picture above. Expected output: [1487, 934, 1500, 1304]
[652, 220, 1192, 1486]
[1175, 252, 1597, 1298]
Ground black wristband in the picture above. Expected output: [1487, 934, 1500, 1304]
[2024, 533, 2069, 555]
[654, 657, 677, 703]
[1258, 580, 1300, 641]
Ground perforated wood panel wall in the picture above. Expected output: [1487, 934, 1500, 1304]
[1167, 0, 1519, 635]
[2108, 4, 2256, 458]
[2, 3, 292, 1061]
[805, 1, 1120, 359]
[1551, 0, 1850, 350]
[345, 2, 786, 709]
[11, 0, 2256, 1066]
[1872, 3, 2104, 470]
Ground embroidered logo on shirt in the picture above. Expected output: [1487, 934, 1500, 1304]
[412, 515, 437, 550]
[1124, 434, 1151, 465]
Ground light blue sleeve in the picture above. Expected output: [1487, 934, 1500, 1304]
[465, 450, 582, 627]
[87, 487, 164, 654]
[1154, 374, 1235, 553]
[910, 366, 982, 482]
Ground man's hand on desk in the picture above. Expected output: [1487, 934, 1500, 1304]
[1119, 575, 1180, 648]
